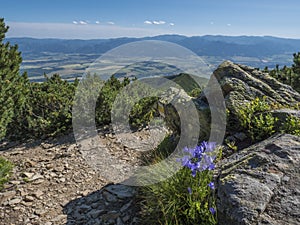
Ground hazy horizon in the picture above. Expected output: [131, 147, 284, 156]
[6, 32, 300, 41]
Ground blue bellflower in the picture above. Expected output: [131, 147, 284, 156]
[178, 142, 217, 177]
[209, 207, 216, 214]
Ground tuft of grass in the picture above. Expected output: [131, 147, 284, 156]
[0, 157, 13, 190]
[139, 137, 219, 225]
[139, 168, 217, 225]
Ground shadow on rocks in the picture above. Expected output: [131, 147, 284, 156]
[63, 183, 141, 225]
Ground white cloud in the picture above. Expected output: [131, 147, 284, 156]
[79, 21, 88, 25]
[73, 21, 78, 24]
[227, 23, 231, 26]
[153, 20, 166, 25]
[169, 23, 175, 26]
[210, 21, 214, 25]
[144, 20, 153, 25]
[107, 21, 115, 25]
[95, 21, 100, 24]
[152, 21, 159, 25]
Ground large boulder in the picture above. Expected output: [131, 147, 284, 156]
[158, 87, 211, 142]
[212, 61, 300, 134]
[217, 133, 300, 225]
[213, 61, 300, 108]
[159, 61, 300, 141]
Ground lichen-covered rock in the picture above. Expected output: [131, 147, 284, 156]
[217, 134, 300, 225]
[159, 61, 300, 141]
[212, 61, 300, 134]
[214, 61, 300, 107]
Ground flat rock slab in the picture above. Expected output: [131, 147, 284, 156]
[217, 133, 300, 225]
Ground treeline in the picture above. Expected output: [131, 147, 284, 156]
[0, 19, 160, 141]
[264, 53, 300, 92]
[0, 18, 81, 139]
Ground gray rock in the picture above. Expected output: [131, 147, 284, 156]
[234, 132, 248, 141]
[9, 198, 22, 205]
[104, 184, 136, 199]
[212, 61, 300, 136]
[217, 134, 300, 225]
[103, 191, 118, 203]
[0, 191, 16, 204]
[88, 209, 104, 219]
[157, 86, 212, 141]
[271, 108, 300, 129]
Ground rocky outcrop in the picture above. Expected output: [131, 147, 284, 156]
[214, 61, 300, 108]
[217, 133, 300, 225]
[212, 61, 300, 135]
[159, 61, 300, 142]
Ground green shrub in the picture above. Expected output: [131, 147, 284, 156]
[95, 75, 128, 126]
[281, 115, 300, 136]
[22, 74, 77, 138]
[96, 76, 160, 129]
[0, 157, 13, 190]
[237, 97, 277, 142]
[188, 87, 202, 98]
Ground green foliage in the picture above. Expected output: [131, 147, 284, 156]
[23, 74, 77, 138]
[0, 18, 76, 140]
[139, 137, 218, 225]
[0, 18, 28, 139]
[188, 87, 202, 98]
[237, 96, 300, 141]
[129, 96, 159, 128]
[268, 52, 300, 92]
[73, 73, 160, 132]
[96, 76, 160, 129]
[237, 97, 277, 142]
[140, 169, 217, 225]
[225, 139, 238, 152]
[95, 75, 128, 125]
[282, 115, 300, 136]
[0, 157, 13, 190]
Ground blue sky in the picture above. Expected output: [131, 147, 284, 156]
[1, 0, 300, 39]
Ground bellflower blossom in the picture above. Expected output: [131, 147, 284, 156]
[208, 181, 215, 190]
[178, 142, 217, 177]
[209, 207, 216, 214]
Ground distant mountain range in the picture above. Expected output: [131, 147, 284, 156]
[7, 34, 300, 57]
[5, 35, 300, 81]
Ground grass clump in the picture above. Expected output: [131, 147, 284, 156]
[0, 157, 13, 190]
[139, 137, 220, 225]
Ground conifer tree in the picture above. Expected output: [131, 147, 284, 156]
[0, 18, 28, 139]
